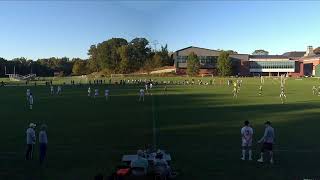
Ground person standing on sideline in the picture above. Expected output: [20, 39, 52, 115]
[39, 124, 48, 164]
[26, 123, 36, 160]
[241, 121, 253, 160]
[257, 121, 275, 164]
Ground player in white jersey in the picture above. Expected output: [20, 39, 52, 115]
[139, 89, 145, 102]
[257, 121, 275, 164]
[26, 89, 31, 101]
[280, 87, 286, 104]
[149, 83, 153, 89]
[312, 86, 317, 95]
[258, 85, 263, 96]
[29, 93, 34, 110]
[94, 89, 99, 98]
[57, 86, 62, 95]
[105, 89, 109, 101]
[50, 85, 54, 95]
[241, 121, 254, 160]
[145, 83, 149, 94]
[88, 87, 91, 97]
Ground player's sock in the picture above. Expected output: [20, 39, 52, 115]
[269, 151, 274, 163]
[248, 150, 252, 160]
[241, 150, 245, 160]
[257, 153, 263, 162]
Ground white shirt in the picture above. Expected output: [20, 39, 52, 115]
[105, 89, 109, 95]
[26, 89, 30, 96]
[29, 95, 34, 104]
[241, 126, 253, 143]
[39, 130, 48, 144]
[260, 126, 275, 144]
[26, 128, 36, 145]
[140, 89, 145, 95]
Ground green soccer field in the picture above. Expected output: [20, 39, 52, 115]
[1, 77, 320, 180]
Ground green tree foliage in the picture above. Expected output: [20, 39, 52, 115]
[314, 47, 320, 55]
[117, 45, 130, 74]
[252, 49, 269, 55]
[87, 37, 152, 74]
[217, 51, 232, 76]
[186, 52, 200, 76]
[72, 59, 88, 75]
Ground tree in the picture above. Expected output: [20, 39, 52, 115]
[252, 49, 269, 55]
[118, 45, 130, 73]
[226, 50, 238, 54]
[314, 47, 320, 55]
[186, 52, 200, 76]
[72, 60, 88, 75]
[217, 51, 232, 76]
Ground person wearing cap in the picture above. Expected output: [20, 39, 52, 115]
[26, 123, 36, 160]
[241, 120, 254, 160]
[257, 121, 275, 164]
[130, 150, 149, 175]
[39, 124, 48, 164]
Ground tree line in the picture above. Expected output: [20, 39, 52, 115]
[0, 37, 173, 77]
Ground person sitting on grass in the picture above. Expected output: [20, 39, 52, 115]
[153, 151, 174, 179]
[130, 150, 149, 176]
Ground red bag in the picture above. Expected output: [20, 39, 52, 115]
[116, 168, 130, 176]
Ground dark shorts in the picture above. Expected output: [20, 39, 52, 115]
[261, 143, 273, 152]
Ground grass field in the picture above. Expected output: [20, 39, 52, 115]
[1, 77, 320, 180]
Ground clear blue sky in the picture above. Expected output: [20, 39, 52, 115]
[0, 1, 320, 60]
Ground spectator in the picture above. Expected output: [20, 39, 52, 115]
[130, 150, 148, 176]
[153, 151, 173, 179]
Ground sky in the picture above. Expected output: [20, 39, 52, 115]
[0, 1, 320, 60]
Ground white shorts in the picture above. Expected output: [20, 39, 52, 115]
[242, 140, 252, 147]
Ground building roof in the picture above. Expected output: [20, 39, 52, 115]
[249, 55, 288, 59]
[300, 54, 320, 60]
[174, 46, 248, 55]
[175, 46, 220, 53]
[282, 51, 305, 58]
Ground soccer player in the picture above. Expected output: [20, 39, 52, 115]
[145, 83, 149, 94]
[88, 87, 91, 97]
[26, 123, 36, 160]
[280, 86, 286, 104]
[26, 89, 31, 101]
[105, 89, 109, 101]
[233, 83, 238, 98]
[50, 85, 54, 95]
[257, 121, 275, 164]
[57, 86, 62, 95]
[94, 89, 99, 98]
[29, 93, 34, 110]
[259, 85, 263, 96]
[39, 124, 48, 164]
[163, 85, 167, 95]
[150, 82, 153, 89]
[139, 89, 145, 102]
[241, 120, 253, 160]
[312, 86, 317, 95]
